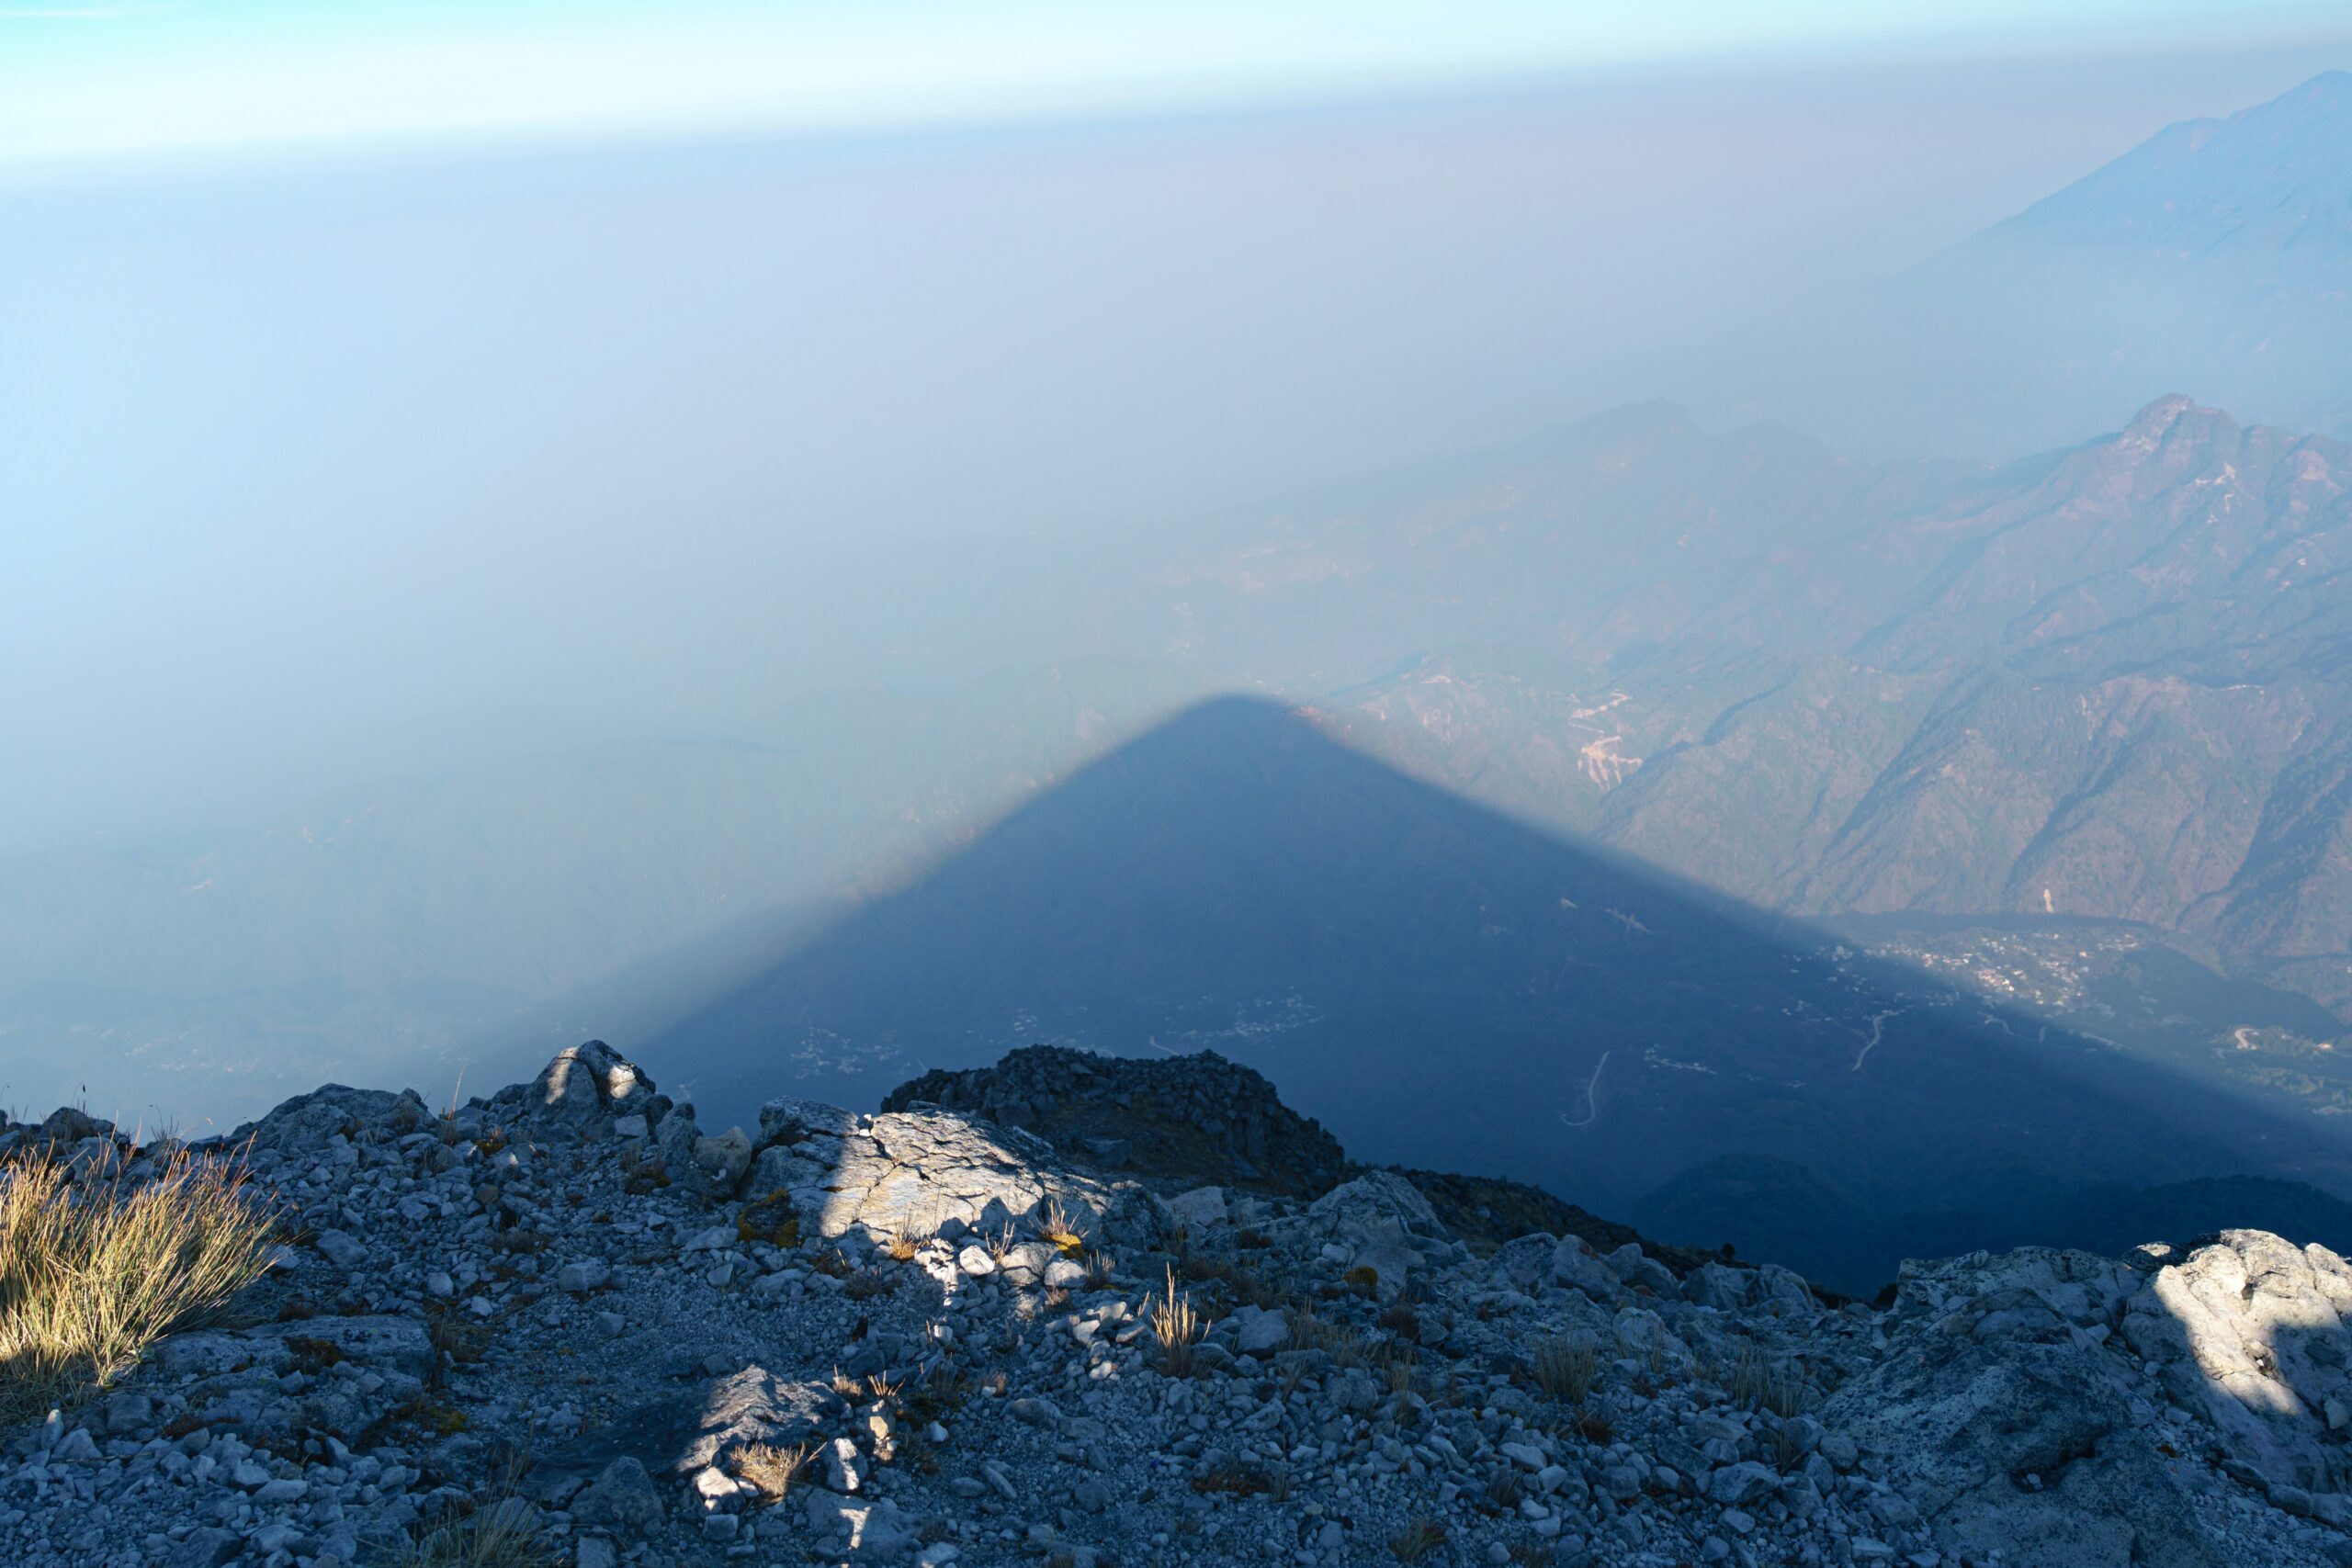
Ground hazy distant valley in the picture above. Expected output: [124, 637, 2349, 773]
[9, 68, 2352, 1292]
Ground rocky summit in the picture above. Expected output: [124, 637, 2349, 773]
[6, 1043, 2352, 1568]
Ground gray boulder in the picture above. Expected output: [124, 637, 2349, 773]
[531, 1041, 653, 1123]
[763, 1104, 1137, 1251]
[1164, 1186, 1229, 1232]
[2124, 1230, 2352, 1496]
[690, 1127, 753, 1199]
[571, 1458, 663, 1540]
[1299, 1170, 1462, 1297]
[1552, 1234, 1621, 1303]
[1828, 1250, 2225, 1568]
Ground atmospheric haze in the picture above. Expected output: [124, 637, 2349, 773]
[6, 6, 2352, 1282]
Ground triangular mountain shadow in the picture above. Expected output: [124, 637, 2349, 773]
[647, 695, 2352, 1292]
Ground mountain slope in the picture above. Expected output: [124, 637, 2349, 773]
[1991, 70, 2352, 267]
[1912, 71, 2352, 452]
[1295, 400, 2352, 1024]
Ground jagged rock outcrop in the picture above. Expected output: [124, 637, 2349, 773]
[5, 1041, 2351, 1568]
[2127, 1231, 2352, 1502]
[1830, 1247, 2216, 1567]
[1828, 1237, 2352, 1567]
[752, 1096, 1159, 1253]
[881, 1043, 1347, 1194]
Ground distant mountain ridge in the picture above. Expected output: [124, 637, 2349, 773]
[1283, 398, 2352, 1018]
[1903, 69, 2352, 452]
[1989, 70, 2352, 266]
[1686, 69, 2352, 458]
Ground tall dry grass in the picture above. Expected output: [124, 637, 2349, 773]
[0, 1142, 279, 1423]
[1529, 1332, 1600, 1404]
[381, 1498, 559, 1568]
[1147, 1264, 1203, 1377]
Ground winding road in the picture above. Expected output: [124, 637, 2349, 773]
[1851, 1010, 1900, 1072]
[1559, 1050, 1611, 1129]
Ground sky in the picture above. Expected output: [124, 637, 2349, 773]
[5, 0, 2350, 165]
[4, 4, 2351, 856]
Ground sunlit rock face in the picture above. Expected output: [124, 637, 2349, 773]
[2130, 1231, 2352, 1495]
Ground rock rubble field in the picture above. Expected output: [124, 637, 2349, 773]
[5, 1040, 2352, 1568]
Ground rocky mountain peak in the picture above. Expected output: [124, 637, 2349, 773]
[8, 1041, 2352, 1566]
[2118, 391, 2205, 444]
[881, 1043, 1346, 1197]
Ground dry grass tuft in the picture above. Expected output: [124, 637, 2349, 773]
[1291, 1303, 1369, 1370]
[380, 1496, 557, 1567]
[730, 1440, 814, 1505]
[1727, 1340, 1809, 1417]
[842, 1266, 898, 1301]
[910, 1362, 971, 1417]
[1147, 1265, 1203, 1378]
[1389, 1517, 1447, 1562]
[734, 1191, 801, 1249]
[0, 1143, 278, 1424]
[1038, 1199, 1088, 1257]
[1529, 1332, 1601, 1404]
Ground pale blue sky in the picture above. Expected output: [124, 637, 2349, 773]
[5, 0, 2349, 165]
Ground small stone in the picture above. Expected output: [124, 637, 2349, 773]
[314, 1230, 368, 1269]
[825, 1435, 865, 1493]
[571, 1458, 662, 1540]
[557, 1258, 611, 1292]
[1709, 1461, 1778, 1506]
[1165, 1187, 1228, 1230]
[166, 1528, 243, 1568]
[101, 1393, 153, 1435]
[1232, 1305, 1289, 1354]
[684, 1225, 734, 1253]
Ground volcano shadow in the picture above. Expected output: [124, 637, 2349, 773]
[646, 695, 2352, 1292]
